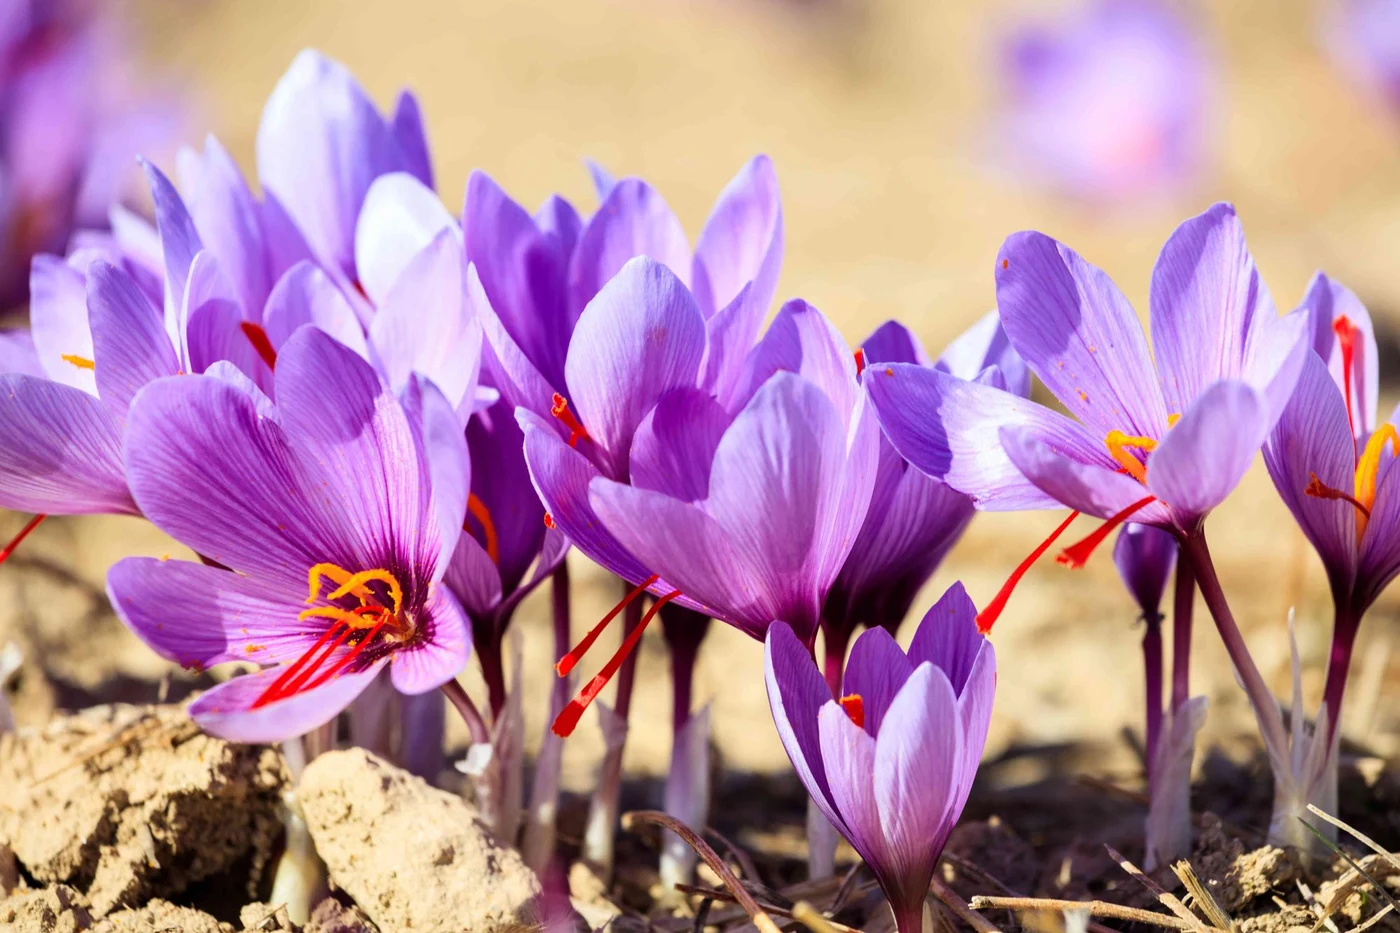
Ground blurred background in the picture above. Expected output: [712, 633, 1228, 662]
[4, 0, 1400, 812]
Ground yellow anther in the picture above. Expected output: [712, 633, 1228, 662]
[327, 569, 403, 615]
[1105, 430, 1158, 484]
[1167, 413, 1182, 428]
[1353, 424, 1399, 537]
[61, 354, 95, 370]
[306, 563, 362, 604]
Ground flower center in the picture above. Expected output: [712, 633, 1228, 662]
[240, 322, 278, 370]
[550, 393, 591, 448]
[250, 562, 410, 709]
[1306, 423, 1399, 539]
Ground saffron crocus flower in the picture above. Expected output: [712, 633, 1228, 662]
[107, 328, 470, 743]
[0, 0, 181, 307]
[992, 0, 1214, 202]
[765, 582, 995, 933]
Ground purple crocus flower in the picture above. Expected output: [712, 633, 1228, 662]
[1113, 522, 1176, 624]
[821, 313, 1028, 689]
[1326, 0, 1400, 115]
[1263, 273, 1400, 734]
[523, 260, 878, 734]
[866, 202, 1308, 630]
[0, 0, 181, 307]
[106, 328, 470, 743]
[993, 0, 1214, 201]
[765, 581, 995, 933]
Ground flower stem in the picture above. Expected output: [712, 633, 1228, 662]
[1320, 600, 1362, 746]
[1180, 530, 1287, 755]
[441, 677, 489, 747]
[1142, 613, 1163, 787]
[475, 626, 507, 721]
[522, 562, 572, 871]
[1170, 552, 1193, 713]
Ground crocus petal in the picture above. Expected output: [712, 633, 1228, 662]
[1000, 423, 1171, 523]
[729, 299, 858, 422]
[586, 159, 617, 202]
[865, 363, 1099, 511]
[1112, 523, 1179, 619]
[764, 622, 845, 830]
[87, 261, 179, 415]
[388, 584, 470, 695]
[935, 310, 1031, 398]
[0, 375, 134, 514]
[1149, 203, 1277, 414]
[1146, 380, 1268, 524]
[1299, 272, 1378, 439]
[186, 297, 257, 380]
[261, 261, 368, 359]
[354, 172, 458, 307]
[143, 159, 204, 328]
[179, 136, 270, 317]
[569, 178, 691, 314]
[628, 388, 733, 502]
[995, 230, 1167, 437]
[445, 532, 504, 620]
[390, 89, 434, 189]
[842, 626, 915, 735]
[534, 194, 582, 263]
[817, 700, 887, 869]
[0, 330, 42, 377]
[564, 257, 706, 480]
[107, 556, 318, 669]
[697, 282, 759, 406]
[401, 374, 471, 569]
[1262, 353, 1359, 590]
[906, 581, 986, 696]
[202, 360, 278, 420]
[256, 49, 400, 277]
[465, 395, 548, 594]
[1360, 443, 1400, 608]
[189, 660, 385, 744]
[28, 254, 96, 392]
[953, 643, 997, 807]
[691, 154, 783, 319]
[477, 270, 561, 424]
[861, 320, 931, 368]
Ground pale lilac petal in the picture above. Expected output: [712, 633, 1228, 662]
[143, 159, 204, 327]
[865, 363, 1102, 511]
[906, 581, 987, 695]
[935, 310, 1031, 398]
[87, 261, 178, 414]
[400, 375, 470, 570]
[729, 299, 858, 422]
[995, 230, 1167, 437]
[180, 136, 270, 317]
[476, 268, 562, 424]
[1000, 423, 1170, 523]
[390, 90, 434, 189]
[109, 204, 164, 279]
[189, 660, 385, 744]
[1299, 272, 1378, 440]
[953, 642, 997, 806]
[1263, 353, 1359, 589]
[629, 388, 732, 502]
[1146, 380, 1268, 523]
[691, 154, 783, 319]
[107, 557, 317, 669]
[445, 533, 503, 619]
[0, 330, 42, 376]
[1149, 203, 1276, 414]
[841, 626, 915, 735]
[186, 297, 258, 380]
[261, 262, 368, 359]
[697, 283, 761, 405]
[818, 700, 886, 866]
[1242, 302, 1309, 431]
[202, 360, 277, 420]
[0, 375, 134, 514]
[564, 257, 706, 480]
[257, 191, 322, 298]
[569, 178, 691, 314]
[764, 622, 844, 828]
[28, 254, 96, 392]
[354, 172, 458, 307]
[389, 584, 470, 694]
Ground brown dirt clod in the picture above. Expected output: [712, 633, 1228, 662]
[298, 748, 539, 933]
[0, 884, 94, 933]
[89, 898, 234, 933]
[1191, 814, 1296, 913]
[0, 703, 286, 918]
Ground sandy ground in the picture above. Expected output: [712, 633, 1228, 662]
[4, 0, 1399, 798]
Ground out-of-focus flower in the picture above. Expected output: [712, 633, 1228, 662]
[765, 581, 995, 933]
[822, 314, 1027, 682]
[992, 0, 1214, 202]
[0, 0, 182, 307]
[107, 329, 471, 743]
[867, 203, 1308, 628]
[1113, 522, 1176, 623]
[1326, 0, 1400, 115]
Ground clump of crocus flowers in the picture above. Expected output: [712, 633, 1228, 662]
[2, 44, 1394, 933]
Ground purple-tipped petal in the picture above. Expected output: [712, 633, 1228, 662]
[692, 154, 783, 319]
[87, 261, 179, 415]
[729, 299, 859, 421]
[261, 261, 368, 359]
[143, 159, 204, 322]
[842, 626, 915, 735]
[935, 310, 1031, 398]
[28, 254, 96, 392]
[861, 320, 931, 368]
[1300, 272, 1378, 440]
[995, 230, 1166, 437]
[390, 89, 434, 189]
[1145, 380, 1268, 523]
[355, 172, 457, 307]
[189, 660, 385, 744]
[445, 532, 503, 620]
[563, 257, 706, 480]
[906, 581, 985, 695]
[388, 584, 470, 694]
[465, 395, 548, 595]
[179, 136, 270, 317]
[764, 622, 845, 826]
[629, 388, 732, 502]
[0, 375, 134, 514]
[569, 178, 691, 314]
[1149, 203, 1277, 414]
[1112, 523, 1178, 619]
[185, 297, 257, 381]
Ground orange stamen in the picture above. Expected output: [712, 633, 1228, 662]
[1056, 495, 1159, 569]
[0, 514, 46, 566]
[1105, 430, 1158, 484]
[465, 493, 500, 564]
[551, 393, 591, 448]
[552, 588, 681, 737]
[976, 511, 1080, 633]
[854, 348, 866, 376]
[61, 354, 95, 370]
[555, 574, 659, 677]
[240, 321, 278, 370]
[1334, 315, 1360, 443]
[839, 694, 865, 729]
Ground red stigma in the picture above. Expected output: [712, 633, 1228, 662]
[0, 514, 46, 567]
[555, 574, 659, 678]
[240, 322, 278, 371]
[250, 610, 394, 710]
[551, 393, 591, 448]
[976, 511, 1080, 633]
[553, 588, 682, 737]
[1334, 315, 1360, 444]
[1305, 472, 1372, 519]
[1056, 495, 1158, 569]
[543, 512, 556, 529]
[854, 348, 867, 376]
[839, 694, 865, 729]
